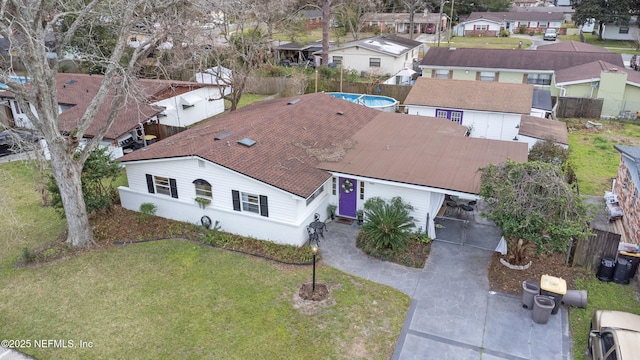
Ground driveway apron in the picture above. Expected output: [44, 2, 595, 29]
[319, 220, 571, 360]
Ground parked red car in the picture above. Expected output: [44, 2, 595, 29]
[425, 24, 436, 34]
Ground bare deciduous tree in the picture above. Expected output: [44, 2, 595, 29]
[0, 0, 187, 247]
[335, 0, 383, 40]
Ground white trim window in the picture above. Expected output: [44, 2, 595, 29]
[242, 193, 260, 213]
[369, 58, 381, 67]
[193, 179, 212, 198]
[434, 69, 450, 79]
[479, 71, 496, 82]
[146, 174, 178, 198]
[231, 190, 269, 217]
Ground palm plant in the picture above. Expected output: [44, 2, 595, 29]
[361, 197, 415, 250]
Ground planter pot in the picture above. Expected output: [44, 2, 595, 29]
[500, 258, 532, 270]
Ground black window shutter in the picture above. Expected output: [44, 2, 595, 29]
[169, 178, 178, 198]
[232, 190, 241, 211]
[146, 174, 155, 193]
[259, 195, 269, 217]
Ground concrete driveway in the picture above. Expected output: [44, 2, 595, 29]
[320, 218, 572, 360]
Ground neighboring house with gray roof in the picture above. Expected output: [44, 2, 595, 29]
[612, 145, 640, 244]
[460, 11, 565, 36]
[313, 35, 423, 75]
[362, 12, 446, 35]
[117, 92, 527, 246]
[403, 78, 559, 145]
[419, 47, 625, 96]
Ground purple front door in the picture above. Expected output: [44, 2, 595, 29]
[338, 177, 357, 218]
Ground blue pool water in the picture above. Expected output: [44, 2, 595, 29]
[328, 92, 398, 112]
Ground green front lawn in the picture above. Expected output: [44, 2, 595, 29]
[0, 160, 410, 359]
[440, 36, 532, 49]
[0, 240, 409, 359]
[567, 119, 640, 196]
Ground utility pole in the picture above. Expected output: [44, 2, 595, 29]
[448, 0, 455, 45]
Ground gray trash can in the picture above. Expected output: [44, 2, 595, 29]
[561, 290, 587, 308]
[532, 295, 555, 324]
[522, 281, 540, 309]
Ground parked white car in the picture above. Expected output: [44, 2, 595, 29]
[543, 28, 557, 41]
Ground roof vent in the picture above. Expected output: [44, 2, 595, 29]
[337, 111, 344, 115]
[64, 79, 77, 85]
[214, 130, 233, 140]
[449, 47, 457, 51]
[287, 98, 301, 105]
[237, 138, 256, 147]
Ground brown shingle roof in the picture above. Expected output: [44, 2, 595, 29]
[54, 73, 207, 140]
[0, 73, 209, 140]
[318, 115, 528, 194]
[121, 93, 381, 198]
[536, 40, 610, 53]
[121, 92, 528, 197]
[518, 115, 568, 145]
[419, 47, 625, 71]
[555, 60, 640, 85]
[404, 78, 534, 114]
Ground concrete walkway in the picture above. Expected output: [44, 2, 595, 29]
[320, 220, 572, 360]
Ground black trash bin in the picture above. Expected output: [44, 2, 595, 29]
[618, 251, 640, 281]
[596, 257, 615, 282]
[613, 257, 632, 285]
[540, 275, 566, 315]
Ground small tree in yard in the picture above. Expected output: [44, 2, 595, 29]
[479, 160, 590, 255]
[361, 196, 415, 250]
[48, 147, 121, 217]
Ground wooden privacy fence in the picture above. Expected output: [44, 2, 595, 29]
[571, 228, 621, 270]
[556, 97, 603, 119]
[244, 77, 413, 104]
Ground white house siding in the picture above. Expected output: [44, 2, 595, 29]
[602, 24, 639, 40]
[328, 173, 449, 239]
[465, 20, 502, 31]
[119, 157, 330, 246]
[405, 105, 522, 141]
[154, 87, 225, 128]
[329, 47, 416, 76]
[11, 101, 37, 129]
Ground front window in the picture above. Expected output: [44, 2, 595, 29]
[476, 24, 488, 31]
[479, 71, 496, 81]
[436, 110, 448, 118]
[306, 186, 324, 206]
[242, 192, 260, 213]
[14, 101, 23, 115]
[434, 69, 450, 79]
[450, 111, 462, 124]
[619, 26, 629, 34]
[193, 179, 212, 198]
[155, 176, 171, 196]
[369, 58, 381, 67]
[332, 56, 342, 65]
[526, 74, 552, 85]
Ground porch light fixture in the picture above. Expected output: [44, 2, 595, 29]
[513, 136, 519, 141]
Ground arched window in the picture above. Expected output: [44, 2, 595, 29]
[193, 179, 212, 198]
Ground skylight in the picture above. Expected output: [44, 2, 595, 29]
[237, 138, 256, 147]
[214, 131, 233, 140]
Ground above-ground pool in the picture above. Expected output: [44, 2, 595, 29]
[327, 92, 398, 112]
